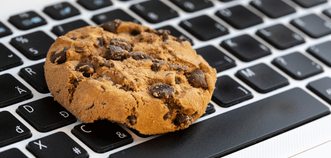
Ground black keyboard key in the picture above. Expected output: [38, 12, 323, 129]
[8, 11, 47, 30]
[323, 8, 331, 19]
[0, 74, 32, 107]
[10, 31, 54, 60]
[170, 0, 213, 12]
[291, 14, 331, 38]
[52, 20, 89, 36]
[0, 43, 22, 71]
[221, 34, 271, 61]
[179, 15, 229, 41]
[307, 77, 331, 104]
[236, 63, 289, 93]
[273, 52, 323, 80]
[27, 132, 88, 158]
[77, 0, 113, 10]
[215, 5, 263, 29]
[250, 0, 295, 18]
[212, 75, 253, 107]
[196, 45, 236, 72]
[307, 41, 331, 67]
[0, 22, 12, 38]
[0, 111, 32, 147]
[130, 1, 179, 23]
[0, 148, 28, 158]
[43, 2, 80, 20]
[19, 62, 49, 93]
[156, 25, 193, 45]
[201, 103, 215, 117]
[92, 9, 140, 25]
[256, 24, 305, 50]
[293, 0, 327, 8]
[109, 88, 330, 158]
[72, 120, 133, 153]
[17, 97, 76, 132]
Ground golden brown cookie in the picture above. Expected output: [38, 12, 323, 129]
[44, 20, 217, 135]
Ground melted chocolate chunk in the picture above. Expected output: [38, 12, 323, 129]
[128, 115, 137, 125]
[76, 62, 94, 77]
[154, 29, 170, 41]
[100, 19, 122, 33]
[151, 83, 174, 99]
[188, 70, 208, 88]
[128, 51, 150, 60]
[163, 103, 172, 120]
[174, 114, 195, 127]
[105, 45, 126, 60]
[97, 37, 104, 47]
[109, 38, 132, 51]
[50, 47, 67, 64]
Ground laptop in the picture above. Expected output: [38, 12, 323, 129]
[0, 0, 331, 157]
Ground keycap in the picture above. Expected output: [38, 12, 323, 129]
[0, 74, 32, 108]
[307, 77, 331, 104]
[169, 0, 213, 12]
[212, 75, 253, 107]
[293, 0, 327, 8]
[323, 8, 331, 19]
[19, 62, 49, 93]
[8, 11, 47, 30]
[0, 111, 32, 147]
[236, 63, 289, 93]
[0, 22, 12, 38]
[52, 20, 89, 36]
[16, 97, 76, 132]
[250, 0, 295, 18]
[195, 45, 236, 72]
[92, 9, 140, 25]
[130, 1, 179, 23]
[10, 31, 54, 60]
[179, 15, 229, 41]
[72, 120, 133, 153]
[77, 0, 113, 10]
[201, 103, 215, 117]
[272, 52, 323, 80]
[155, 25, 193, 45]
[215, 5, 263, 29]
[221, 34, 271, 61]
[43, 2, 80, 20]
[27, 132, 88, 158]
[0, 148, 28, 158]
[220, 0, 232, 2]
[307, 41, 331, 67]
[109, 88, 330, 158]
[256, 24, 305, 50]
[291, 14, 331, 38]
[0, 43, 22, 71]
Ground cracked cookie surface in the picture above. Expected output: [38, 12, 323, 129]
[44, 20, 217, 135]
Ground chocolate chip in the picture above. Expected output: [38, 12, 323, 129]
[131, 30, 140, 36]
[151, 59, 167, 71]
[175, 77, 180, 84]
[176, 37, 188, 43]
[128, 51, 150, 60]
[109, 38, 132, 51]
[154, 29, 170, 41]
[188, 70, 208, 88]
[76, 62, 94, 77]
[151, 83, 174, 99]
[105, 45, 126, 60]
[50, 47, 67, 64]
[174, 114, 195, 127]
[163, 103, 172, 120]
[128, 115, 137, 125]
[97, 37, 103, 47]
[71, 37, 76, 40]
[100, 19, 122, 33]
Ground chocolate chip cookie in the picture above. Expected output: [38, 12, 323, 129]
[44, 20, 217, 135]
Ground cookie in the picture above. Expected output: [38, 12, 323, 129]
[44, 20, 217, 135]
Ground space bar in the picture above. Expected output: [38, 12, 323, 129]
[109, 88, 330, 158]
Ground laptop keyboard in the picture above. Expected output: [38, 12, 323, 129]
[0, 0, 331, 157]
